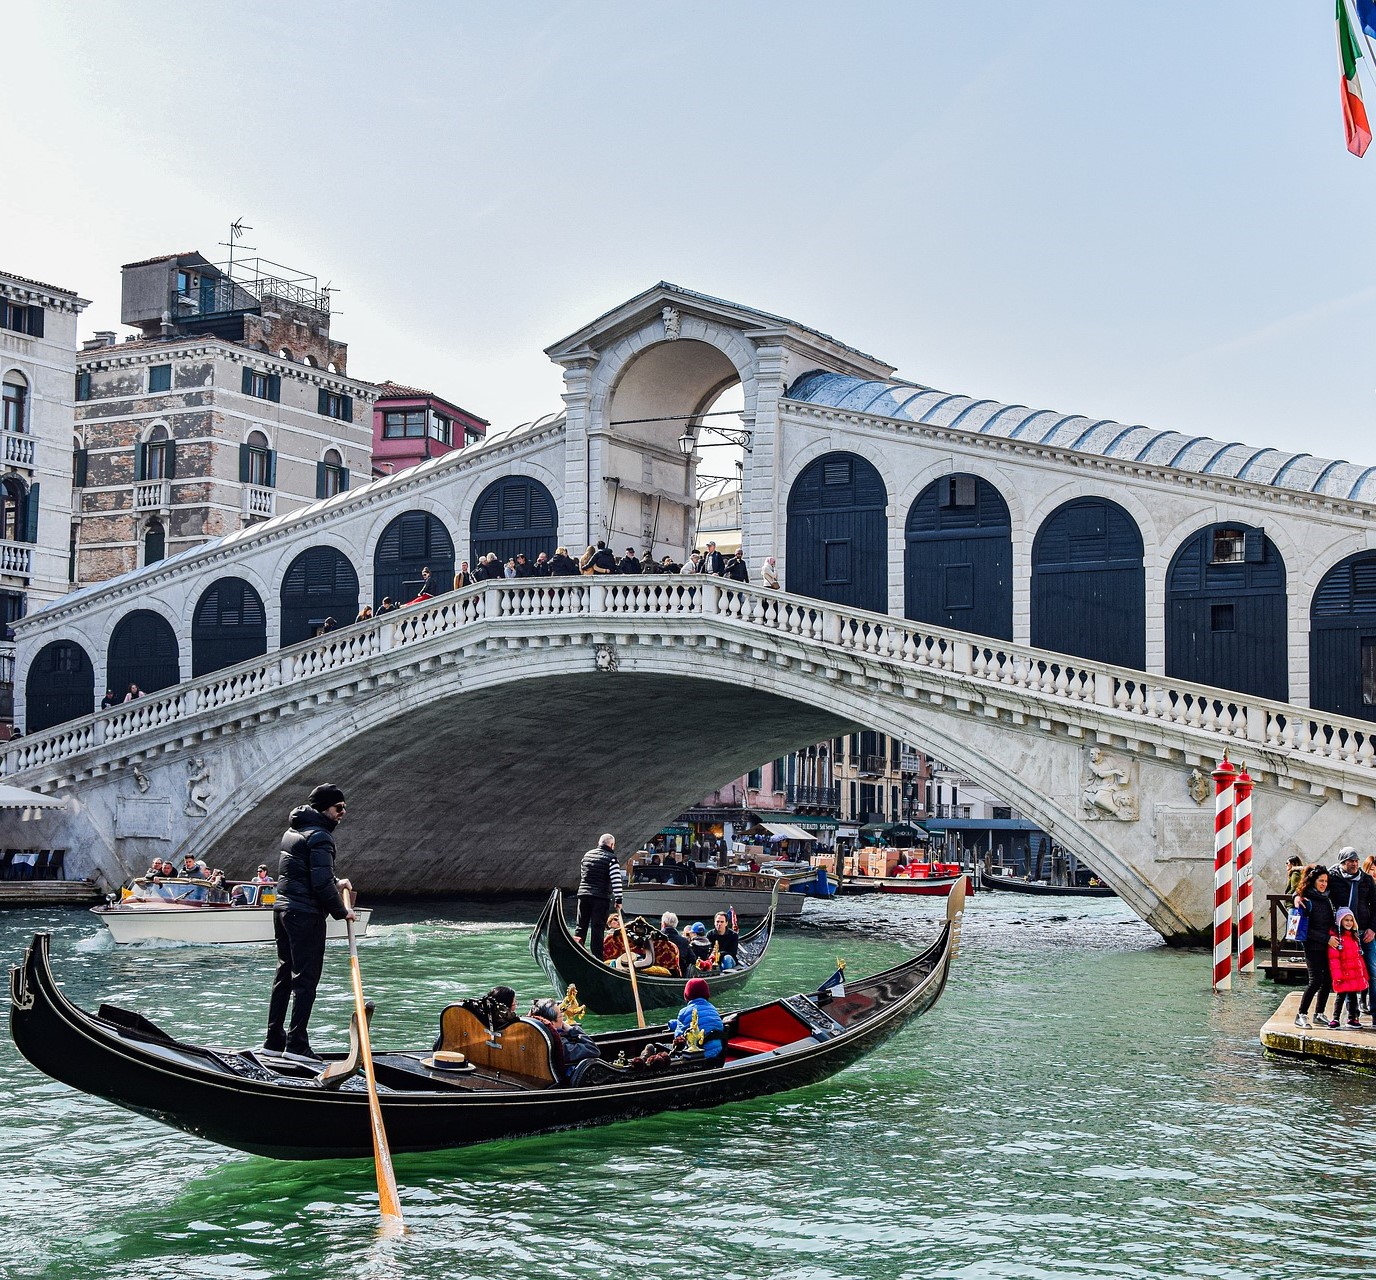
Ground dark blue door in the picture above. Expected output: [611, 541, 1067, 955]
[905, 473, 1012, 640]
[192, 577, 268, 677]
[374, 512, 456, 608]
[1031, 497, 1145, 668]
[26, 640, 94, 731]
[279, 546, 359, 646]
[1166, 524, 1287, 700]
[1310, 551, 1376, 720]
[786, 452, 887, 614]
[470, 477, 558, 567]
[107, 610, 179, 697]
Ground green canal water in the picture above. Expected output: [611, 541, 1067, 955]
[0, 893, 1370, 1280]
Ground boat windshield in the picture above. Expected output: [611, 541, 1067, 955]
[127, 878, 211, 904]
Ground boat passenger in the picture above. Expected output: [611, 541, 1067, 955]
[707, 911, 739, 970]
[229, 882, 251, 906]
[179, 853, 210, 879]
[528, 998, 602, 1082]
[475, 985, 520, 1031]
[659, 912, 691, 976]
[666, 978, 726, 1060]
[686, 921, 715, 970]
[254, 864, 274, 884]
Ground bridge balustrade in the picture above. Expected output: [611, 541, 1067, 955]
[9, 579, 1376, 787]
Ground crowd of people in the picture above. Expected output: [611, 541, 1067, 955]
[1288, 847, 1376, 1029]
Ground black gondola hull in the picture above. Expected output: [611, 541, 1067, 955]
[9, 888, 959, 1161]
[982, 872, 1116, 898]
[529, 889, 774, 1013]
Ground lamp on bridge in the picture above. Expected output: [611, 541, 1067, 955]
[677, 423, 754, 456]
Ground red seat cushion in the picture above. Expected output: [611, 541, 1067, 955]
[727, 1037, 780, 1056]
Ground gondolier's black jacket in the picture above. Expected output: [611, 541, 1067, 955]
[275, 806, 349, 919]
[577, 845, 624, 904]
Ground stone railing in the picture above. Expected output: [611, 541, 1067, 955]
[241, 485, 275, 519]
[9, 580, 1376, 791]
[0, 541, 32, 576]
[133, 479, 171, 511]
[2, 431, 35, 468]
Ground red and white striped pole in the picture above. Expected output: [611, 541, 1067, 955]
[1234, 766, 1255, 975]
[1212, 754, 1237, 991]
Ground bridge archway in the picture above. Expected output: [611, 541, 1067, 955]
[469, 476, 557, 567]
[1310, 550, 1376, 720]
[107, 610, 179, 697]
[25, 640, 93, 731]
[374, 511, 455, 607]
[192, 577, 268, 677]
[279, 546, 359, 646]
[786, 451, 888, 613]
[1031, 497, 1145, 667]
[1165, 523, 1287, 700]
[904, 473, 1012, 640]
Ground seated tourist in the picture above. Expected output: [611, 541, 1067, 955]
[229, 882, 251, 906]
[665, 977, 726, 1059]
[145, 859, 166, 878]
[686, 921, 716, 970]
[179, 853, 210, 880]
[528, 998, 602, 1082]
[707, 911, 740, 969]
[471, 985, 520, 1031]
[254, 864, 274, 884]
[659, 911, 691, 976]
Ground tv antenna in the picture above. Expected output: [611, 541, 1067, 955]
[218, 217, 255, 274]
[321, 280, 342, 315]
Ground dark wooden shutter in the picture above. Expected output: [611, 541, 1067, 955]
[75, 371, 90, 401]
[164, 440, 177, 481]
[266, 450, 277, 487]
[135, 443, 148, 482]
[23, 483, 39, 543]
[339, 467, 349, 492]
[317, 388, 329, 416]
[1243, 528, 1264, 563]
[241, 367, 254, 396]
[238, 443, 251, 483]
[315, 461, 327, 498]
[342, 394, 353, 422]
[267, 374, 281, 403]
[73, 449, 88, 488]
[27, 307, 43, 339]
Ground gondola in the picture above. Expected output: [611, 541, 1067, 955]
[8, 884, 963, 1161]
[980, 870, 1116, 898]
[529, 889, 774, 1014]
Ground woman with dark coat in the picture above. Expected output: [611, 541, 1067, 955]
[548, 546, 581, 576]
[1295, 866, 1339, 1028]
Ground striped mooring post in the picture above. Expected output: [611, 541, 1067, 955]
[1234, 767, 1255, 975]
[1211, 754, 1237, 991]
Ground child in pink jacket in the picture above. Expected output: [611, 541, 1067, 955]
[1329, 907, 1368, 1029]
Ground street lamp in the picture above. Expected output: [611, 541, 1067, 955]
[677, 423, 754, 456]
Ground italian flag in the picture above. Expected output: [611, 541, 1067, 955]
[1339, 0, 1372, 156]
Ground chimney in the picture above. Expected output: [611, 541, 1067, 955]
[159, 310, 174, 339]
[93, 331, 116, 347]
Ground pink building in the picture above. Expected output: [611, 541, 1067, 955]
[371, 382, 487, 478]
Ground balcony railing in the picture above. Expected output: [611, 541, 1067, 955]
[133, 479, 171, 511]
[0, 542, 32, 576]
[2, 431, 34, 468]
[241, 486, 275, 519]
[855, 753, 886, 776]
[786, 785, 839, 812]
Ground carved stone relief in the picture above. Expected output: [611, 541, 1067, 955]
[184, 756, 213, 818]
[1081, 746, 1139, 821]
[662, 306, 681, 340]
[594, 644, 619, 672]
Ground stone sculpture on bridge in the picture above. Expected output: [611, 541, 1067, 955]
[1082, 746, 1139, 822]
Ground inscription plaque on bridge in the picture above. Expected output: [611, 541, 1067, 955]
[1152, 806, 1213, 861]
[115, 796, 172, 841]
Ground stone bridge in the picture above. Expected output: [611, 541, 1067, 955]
[9, 579, 1376, 943]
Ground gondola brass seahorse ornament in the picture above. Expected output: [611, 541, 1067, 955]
[684, 1008, 705, 1054]
[559, 985, 586, 1025]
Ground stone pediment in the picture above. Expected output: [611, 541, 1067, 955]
[543, 281, 896, 381]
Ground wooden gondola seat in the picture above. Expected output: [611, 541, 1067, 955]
[436, 1005, 562, 1086]
[726, 1005, 810, 1060]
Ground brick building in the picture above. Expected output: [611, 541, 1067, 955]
[72, 251, 376, 584]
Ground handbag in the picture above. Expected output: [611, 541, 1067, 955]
[1285, 904, 1309, 944]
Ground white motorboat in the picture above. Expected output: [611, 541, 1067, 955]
[621, 864, 809, 920]
[91, 878, 372, 945]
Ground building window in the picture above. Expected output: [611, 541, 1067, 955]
[940, 475, 977, 508]
[241, 367, 281, 402]
[1211, 529, 1246, 564]
[429, 413, 452, 446]
[1210, 603, 1236, 633]
[138, 426, 175, 481]
[0, 302, 42, 337]
[317, 389, 354, 422]
[317, 449, 348, 499]
[73, 445, 87, 488]
[143, 517, 165, 565]
[241, 430, 275, 488]
[1364, 638, 1376, 707]
[75, 371, 91, 401]
[747, 767, 761, 791]
[148, 364, 172, 393]
[465, 425, 484, 447]
[2, 375, 27, 434]
[0, 478, 26, 543]
[383, 409, 426, 439]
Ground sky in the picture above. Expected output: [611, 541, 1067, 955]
[7, 2, 1376, 471]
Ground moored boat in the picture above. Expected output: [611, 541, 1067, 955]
[980, 871, 1115, 898]
[529, 888, 775, 1013]
[91, 878, 372, 945]
[9, 883, 963, 1161]
[621, 868, 807, 920]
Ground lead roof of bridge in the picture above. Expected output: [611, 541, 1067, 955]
[785, 371, 1376, 503]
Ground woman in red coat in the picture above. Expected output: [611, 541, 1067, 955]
[1329, 907, 1369, 1029]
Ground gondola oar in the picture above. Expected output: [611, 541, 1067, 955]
[615, 911, 647, 1028]
[342, 889, 404, 1233]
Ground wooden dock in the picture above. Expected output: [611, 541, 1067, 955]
[0, 881, 103, 908]
[1260, 992, 1376, 1073]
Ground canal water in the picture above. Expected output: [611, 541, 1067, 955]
[0, 892, 1371, 1280]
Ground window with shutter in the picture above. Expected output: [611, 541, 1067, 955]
[73, 449, 88, 488]
[148, 365, 171, 393]
[22, 482, 38, 543]
[822, 459, 851, 486]
[75, 371, 91, 401]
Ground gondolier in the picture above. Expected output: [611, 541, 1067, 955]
[574, 833, 624, 959]
[264, 784, 355, 1062]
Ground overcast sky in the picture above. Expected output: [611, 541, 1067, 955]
[7, 2, 1376, 468]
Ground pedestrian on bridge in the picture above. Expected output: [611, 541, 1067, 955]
[264, 784, 355, 1062]
[704, 541, 726, 576]
[574, 833, 624, 960]
[761, 556, 780, 589]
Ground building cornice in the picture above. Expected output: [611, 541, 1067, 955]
[0, 276, 90, 313]
[781, 399, 1376, 525]
[18, 420, 567, 631]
